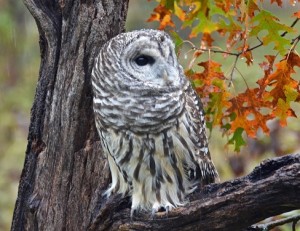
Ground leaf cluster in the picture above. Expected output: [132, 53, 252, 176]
[148, 0, 300, 151]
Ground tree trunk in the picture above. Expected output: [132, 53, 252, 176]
[11, 1, 129, 230]
[12, 1, 300, 231]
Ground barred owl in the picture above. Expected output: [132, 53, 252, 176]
[92, 29, 218, 214]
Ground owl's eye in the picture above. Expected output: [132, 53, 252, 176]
[134, 55, 155, 66]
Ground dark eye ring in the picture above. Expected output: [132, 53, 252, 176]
[134, 55, 155, 66]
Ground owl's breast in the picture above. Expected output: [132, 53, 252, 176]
[93, 89, 186, 134]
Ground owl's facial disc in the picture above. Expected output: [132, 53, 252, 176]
[122, 36, 183, 90]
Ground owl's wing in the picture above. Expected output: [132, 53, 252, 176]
[184, 84, 219, 185]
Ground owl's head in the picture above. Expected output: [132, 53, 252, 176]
[95, 29, 186, 95]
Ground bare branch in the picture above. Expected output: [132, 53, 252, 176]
[89, 154, 300, 231]
[248, 214, 300, 231]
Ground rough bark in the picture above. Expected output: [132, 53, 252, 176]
[12, 1, 129, 230]
[97, 154, 299, 231]
[12, 1, 300, 231]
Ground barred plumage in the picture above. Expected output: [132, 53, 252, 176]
[92, 29, 218, 214]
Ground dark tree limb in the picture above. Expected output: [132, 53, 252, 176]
[12, 1, 300, 231]
[88, 154, 300, 231]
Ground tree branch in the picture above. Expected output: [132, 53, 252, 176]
[89, 154, 300, 231]
[248, 214, 300, 231]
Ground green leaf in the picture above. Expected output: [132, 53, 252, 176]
[161, 0, 174, 10]
[228, 127, 246, 152]
[250, 10, 294, 54]
[222, 123, 231, 131]
[169, 30, 183, 54]
[284, 85, 298, 102]
[183, 0, 230, 37]
[190, 12, 219, 37]
[206, 121, 213, 131]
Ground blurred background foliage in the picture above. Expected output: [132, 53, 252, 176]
[0, 0, 299, 230]
[0, 0, 39, 230]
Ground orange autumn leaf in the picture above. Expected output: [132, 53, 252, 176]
[229, 112, 268, 138]
[190, 60, 225, 94]
[247, 0, 260, 17]
[147, 4, 175, 30]
[174, 1, 186, 21]
[197, 60, 224, 80]
[293, 11, 300, 18]
[259, 55, 276, 76]
[215, 0, 232, 13]
[264, 52, 300, 105]
[227, 88, 274, 137]
[241, 50, 253, 66]
[187, 60, 230, 127]
[201, 33, 214, 47]
[256, 52, 300, 126]
[257, 55, 276, 96]
[147, 0, 300, 150]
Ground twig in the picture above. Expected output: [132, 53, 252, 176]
[235, 68, 250, 90]
[228, 55, 239, 87]
[247, 37, 264, 52]
[249, 214, 300, 231]
[281, 18, 299, 37]
[291, 34, 300, 45]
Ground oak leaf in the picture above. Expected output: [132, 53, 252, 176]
[250, 10, 294, 54]
[147, 4, 175, 30]
[227, 89, 274, 137]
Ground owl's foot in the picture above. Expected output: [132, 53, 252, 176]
[130, 208, 169, 220]
[150, 205, 174, 220]
[102, 187, 113, 198]
[130, 208, 138, 218]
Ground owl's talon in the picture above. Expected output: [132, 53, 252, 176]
[150, 212, 156, 219]
[130, 208, 137, 219]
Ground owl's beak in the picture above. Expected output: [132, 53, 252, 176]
[162, 68, 181, 87]
[162, 69, 172, 85]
